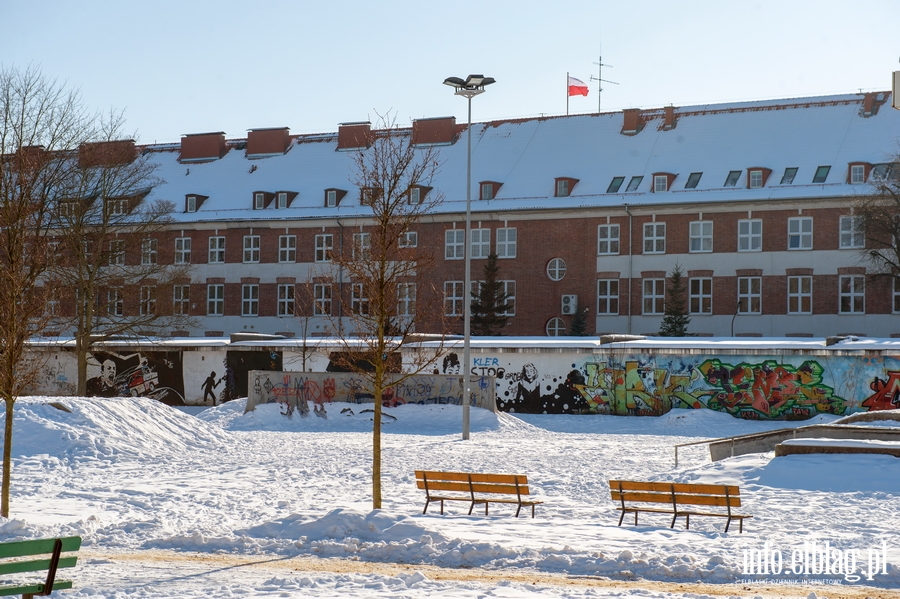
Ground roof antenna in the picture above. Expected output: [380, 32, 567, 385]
[591, 53, 619, 113]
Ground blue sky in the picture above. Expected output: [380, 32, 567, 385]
[2, 0, 898, 144]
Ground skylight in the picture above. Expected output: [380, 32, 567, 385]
[607, 176, 625, 193]
[684, 172, 702, 189]
[780, 167, 798, 185]
[724, 171, 741, 187]
[625, 176, 643, 192]
[812, 166, 830, 183]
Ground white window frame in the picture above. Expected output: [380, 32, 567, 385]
[243, 235, 260, 263]
[277, 192, 287, 209]
[254, 193, 265, 210]
[643, 222, 665, 254]
[208, 236, 225, 264]
[314, 283, 332, 316]
[471, 228, 490, 259]
[207, 284, 224, 316]
[444, 281, 464, 317]
[839, 275, 865, 314]
[689, 278, 712, 315]
[186, 195, 197, 213]
[277, 284, 295, 316]
[597, 224, 620, 255]
[109, 240, 125, 266]
[481, 183, 494, 200]
[546, 317, 566, 336]
[642, 278, 665, 315]
[351, 283, 369, 315]
[556, 180, 569, 197]
[315, 234, 333, 262]
[850, 164, 866, 184]
[399, 231, 418, 248]
[653, 175, 668, 192]
[547, 257, 567, 281]
[749, 170, 763, 189]
[173, 285, 190, 315]
[141, 238, 157, 265]
[353, 232, 371, 261]
[326, 190, 337, 207]
[496, 227, 517, 258]
[500, 280, 516, 316]
[397, 282, 416, 316]
[108, 288, 123, 317]
[445, 229, 464, 260]
[839, 216, 864, 249]
[737, 277, 761, 314]
[140, 285, 156, 316]
[279, 235, 296, 263]
[409, 187, 421, 205]
[597, 279, 619, 315]
[788, 217, 813, 250]
[689, 221, 713, 253]
[242, 284, 259, 316]
[787, 276, 812, 314]
[174, 237, 191, 265]
[737, 219, 762, 252]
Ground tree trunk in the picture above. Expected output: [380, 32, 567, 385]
[2, 396, 13, 518]
[372, 375, 382, 510]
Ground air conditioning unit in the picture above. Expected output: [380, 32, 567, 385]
[561, 294, 578, 315]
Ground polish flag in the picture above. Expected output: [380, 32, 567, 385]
[568, 76, 589, 97]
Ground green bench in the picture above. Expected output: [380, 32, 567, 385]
[0, 536, 81, 598]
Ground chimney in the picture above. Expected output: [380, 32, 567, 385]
[411, 116, 458, 146]
[621, 109, 644, 135]
[78, 139, 136, 168]
[180, 132, 227, 162]
[337, 122, 372, 150]
[247, 127, 291, 157]
[662, 106, 677, 131]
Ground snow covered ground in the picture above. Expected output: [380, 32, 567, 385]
[2, 396, 900, 598]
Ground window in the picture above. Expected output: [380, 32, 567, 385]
[643, 222, 665, 254]
[749, 170, 763, 189]
[724, 170, 741, 187]
[277, 284, 294, 316]
[625, 176, 643, 192]
[689, 221, 713, 252]
[496, 228, 516, 258]
[780, 167, 798, 185]
[787, 276, 812, 314]
[326, 190, 337, 207]
[894, 279, 900, 314]
[444, 281, 463, 316]
[173, 285, 190, 315]
[277, 192, 287, 209]
[313, 284, 331, 315]
[788, 217, 813, 250]
[315, 234, 333, 262]
[242, 284, 259, 316]
[642, 279, 665, 315]
[186, 195, 197, 213]
[812, 166, 831, 183]
[850, 164, 866, 184]
[737, 219, 762, 252]
[174, 237, 191, 264]
[546, 317, 566, 336]
[547, 258, 567, 281]
[839, 216, 864, 249]
[353, 232, 371, 260]
[351, 283, 369, 315]
[607, 176, 625, 193]
[872, 163, 895, 181]
[654, 175, 668, 192]
[689, 278, 712, 314]
[471, 228, 490, 259]
[279, 235, 296, 262]
[140, 285, 156, 316]
[109, 240, 125, 266]
[839, 275, 864, 314]
[737, 277, 761, 314]
[500, 281, 516, 316]
[243, 235, 260, 263]
[83, 239, 94, 262]
[397, 282, 416, 316]
[254, 193, 265, 210]
[597, 224, 620, 255]
[399, 231, 418, 248]
[207, 284, 224, 316]
[141, 239, 157, 265]
[108, 288, 123, 317]
[445, 230, 464, 260]
[556, 179, 569, 197]
[361, 187, 382, 206]
[409, 187, 421, 205]
[685, 172, 702, 189]
[208, 237, 225, 263]
[45, 287, 58, 317]
[597, 279, 619, 314]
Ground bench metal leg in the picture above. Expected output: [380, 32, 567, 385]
[670, 513, 677, 529]
[514, 504, 521, 518]
[617, 511, 625, 526]
[685, 514, 690, 530]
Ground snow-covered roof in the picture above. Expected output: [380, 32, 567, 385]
[141, 92, 900, 222]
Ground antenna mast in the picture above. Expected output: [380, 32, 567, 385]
[591, 55, 619, 113]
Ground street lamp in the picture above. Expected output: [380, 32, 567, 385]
[443, 74, 495, 440]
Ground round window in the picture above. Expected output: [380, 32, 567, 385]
[546, 317, 567, 337]
[547, 257, 567, 281]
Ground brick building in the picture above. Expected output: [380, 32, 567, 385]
[61, 91, 900, 339]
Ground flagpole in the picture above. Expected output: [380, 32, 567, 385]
[566, 72, 569, 115]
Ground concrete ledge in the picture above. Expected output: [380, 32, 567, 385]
[708, 425, 900, 461]
[775, 439, 900, 458]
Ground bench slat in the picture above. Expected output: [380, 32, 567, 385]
[0, 556, 78, 576]
[0, 580, 73, 597]
[416, 471, 529, 485]
[610, 491, 742, 508]
[416, 481, 531, 495]
[609, 480, 739, 495]
[0, 537, 81, 559]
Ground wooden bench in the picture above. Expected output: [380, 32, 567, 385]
[415, 471, 542, 518]
[609, 480, 751, 533]
[0, 536, 81, 598]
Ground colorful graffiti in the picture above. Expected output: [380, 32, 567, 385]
[861, 371, 900, 411]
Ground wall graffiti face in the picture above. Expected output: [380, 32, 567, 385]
[85, 350, 185, 405]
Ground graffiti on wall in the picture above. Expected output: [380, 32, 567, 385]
[85, 350, 184, 405]
[862, 371, 900, 411]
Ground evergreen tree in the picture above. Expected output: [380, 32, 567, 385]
[659, 264, 691, 336]
[569, 301, 590, 336]
[470, 252, 510, 335]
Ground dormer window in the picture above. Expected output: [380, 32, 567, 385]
[749, 170, 763, 188]
[254, 192, 265, 209]
[724, 170, 741, 187]
[812, 165, 831, 183]
[184, 194, 207, 213]
[652, 173, 676, 193]
[277, 192, 287, 208]
[746, 167, 771, 189]
[324, 188, 347, 207]
[554, 177, 579, 197]
[848, 163, 871, 184]
[106, 198, 129, 216]
[360, 187, 383, 206]
[409, 187, 421, 205]
[479, 181, 502, 200]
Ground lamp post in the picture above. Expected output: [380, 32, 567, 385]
[443, 74, 495, 440]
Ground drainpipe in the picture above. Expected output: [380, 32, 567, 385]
[624, 203, 633, 334]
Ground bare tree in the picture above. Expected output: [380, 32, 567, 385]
[0, 67, 99, 516]
[854, 158, 900, 296]
[48, 112, 193, 395]
[329, 114, 446, 509]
